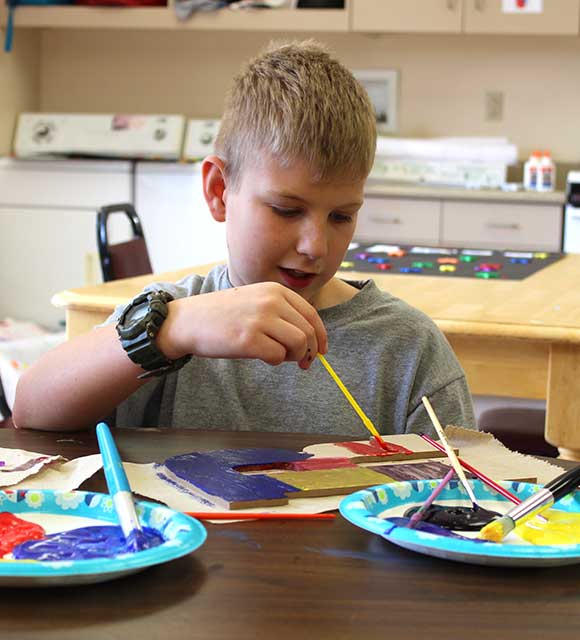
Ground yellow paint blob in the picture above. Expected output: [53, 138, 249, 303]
[516, 510, 580, 545]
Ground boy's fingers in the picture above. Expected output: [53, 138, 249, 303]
[265, 319, 315, 366]
[283, 290, 328, 355]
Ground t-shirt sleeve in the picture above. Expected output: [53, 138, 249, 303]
[405, 376, 476, 436]
[399, 310, 476, 436]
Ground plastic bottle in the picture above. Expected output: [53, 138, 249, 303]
[523, 150, 541, 191]
[537, 150, 556, 192]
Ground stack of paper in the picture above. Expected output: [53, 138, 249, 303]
[371, 137, 518, 188]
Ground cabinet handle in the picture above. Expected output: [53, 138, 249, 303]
[474, 0, 485, 11]
[486, 222, 520, 230]
[369, 216, 402, 225]
[446, 0, 458, 11]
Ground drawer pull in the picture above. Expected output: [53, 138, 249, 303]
[368, 216, 402, 225]
[486, 222, 520, 231]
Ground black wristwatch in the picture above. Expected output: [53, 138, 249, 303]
[116, 290, 191, 379]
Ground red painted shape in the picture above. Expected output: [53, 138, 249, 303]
[287, 457, 356, 471]
[0, 512, 46, 556]
[337, 439, 412, 456]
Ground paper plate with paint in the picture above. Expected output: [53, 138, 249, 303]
[0, 489, 206, 586]
[339, 479, 580, 567]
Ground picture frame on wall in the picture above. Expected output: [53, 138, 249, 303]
[353, 69, 398, 134]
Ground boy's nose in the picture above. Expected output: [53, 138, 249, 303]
[295, 220, 328, 260]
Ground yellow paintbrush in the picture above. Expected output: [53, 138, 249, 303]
[317, 353, 390, 451]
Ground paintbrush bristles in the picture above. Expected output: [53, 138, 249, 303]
[421, 396, 478, 506]
[479, 516, 513, 542]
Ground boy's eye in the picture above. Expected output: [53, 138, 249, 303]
[331, 212, 354, 224]
[271, 206, 302, 217]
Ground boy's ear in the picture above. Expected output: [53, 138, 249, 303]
[202, 155, 228, 223]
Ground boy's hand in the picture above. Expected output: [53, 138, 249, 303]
[158, 282, 328, 369]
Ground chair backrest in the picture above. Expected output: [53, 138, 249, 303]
[0, 376, 11, 421]
[97, 203, 153, 282]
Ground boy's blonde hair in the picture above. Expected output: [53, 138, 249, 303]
[215, 40, 377, 189]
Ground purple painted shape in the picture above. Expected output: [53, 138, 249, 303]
[162, 448, 311, 505]
[371, 461, 468, 482]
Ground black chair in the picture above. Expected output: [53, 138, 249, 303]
[97, 203, 153, 282]
[0, 376, 11, 424]
[478, 407, 557, 457]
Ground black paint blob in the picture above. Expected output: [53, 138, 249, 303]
[403, 504, 500, 531]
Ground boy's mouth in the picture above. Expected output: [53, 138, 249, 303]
[278, 267, 316, 290]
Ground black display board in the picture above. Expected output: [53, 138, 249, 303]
[339, 243, 564, 280]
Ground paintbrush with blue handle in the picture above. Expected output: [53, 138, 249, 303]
[96, 421, 144, 552]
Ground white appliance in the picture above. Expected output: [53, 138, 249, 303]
[564, 171, 580, 253]
[135, 162, 227, 273]
[14, 113, 186, 160]
[0, 158, 133, 330]
[183, 119, 221, 161]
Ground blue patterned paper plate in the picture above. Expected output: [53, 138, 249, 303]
[0, 489, 207, 586]
[339, 479, 580, 567]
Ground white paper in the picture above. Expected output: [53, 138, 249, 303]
[0, 447, 65, 488]
[9, 455, 103, 492]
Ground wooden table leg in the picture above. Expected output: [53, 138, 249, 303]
[65, 309, 109, 340]
[546, 344, 580, 461]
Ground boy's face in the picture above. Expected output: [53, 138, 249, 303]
[222, 157, 365, 305]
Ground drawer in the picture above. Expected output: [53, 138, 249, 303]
[355, 197, 441, 245]
[441, 201, 563, 251]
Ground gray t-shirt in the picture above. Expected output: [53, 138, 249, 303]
[107, 265, 475, 437]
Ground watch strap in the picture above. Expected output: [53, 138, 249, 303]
[116, 290, 191, 378]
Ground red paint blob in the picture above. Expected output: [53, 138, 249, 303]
[337, 439, 412, 456]
[0, 512, 46, 556]
[287, 457, 355, 471]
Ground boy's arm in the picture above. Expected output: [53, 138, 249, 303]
[13, 282, 327, 431]
[13, 324, 147, 431]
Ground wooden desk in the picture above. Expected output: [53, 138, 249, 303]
[53, 256, 580, 460]
[1, 427, 579, 640]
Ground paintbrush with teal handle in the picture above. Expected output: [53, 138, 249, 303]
[96, 422, 144, 552]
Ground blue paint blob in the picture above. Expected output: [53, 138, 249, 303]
[12, 525, 164, 561]
[383, 517, 490, 543]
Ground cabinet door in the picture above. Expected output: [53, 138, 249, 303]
[0, 208, 132, 330]
[135, 164, 227, 273]
[355, 197, 441, 245]
[352, 0, 462, 33]
[464, 0, 580, 35]
[441, 201, 563, 250]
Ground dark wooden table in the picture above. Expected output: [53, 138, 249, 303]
[1, 428, 579, 640]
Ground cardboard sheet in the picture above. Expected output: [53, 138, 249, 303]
[124, 427, 564, 522]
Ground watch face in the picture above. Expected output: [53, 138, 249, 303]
[124, 301, 149, 325]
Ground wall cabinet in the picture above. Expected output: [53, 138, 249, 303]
[0, 1, 349, 32]
[3, 0, 580, 35]
[464, 0, 580, 36]
[355, 197, 441, 245]
[352, 0, 463, 34]
[352, 0, 580, 36]
[357, 193, 563, 251]
[441, 200, 562, 250]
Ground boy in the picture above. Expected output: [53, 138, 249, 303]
[14, 41, 475, 435]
